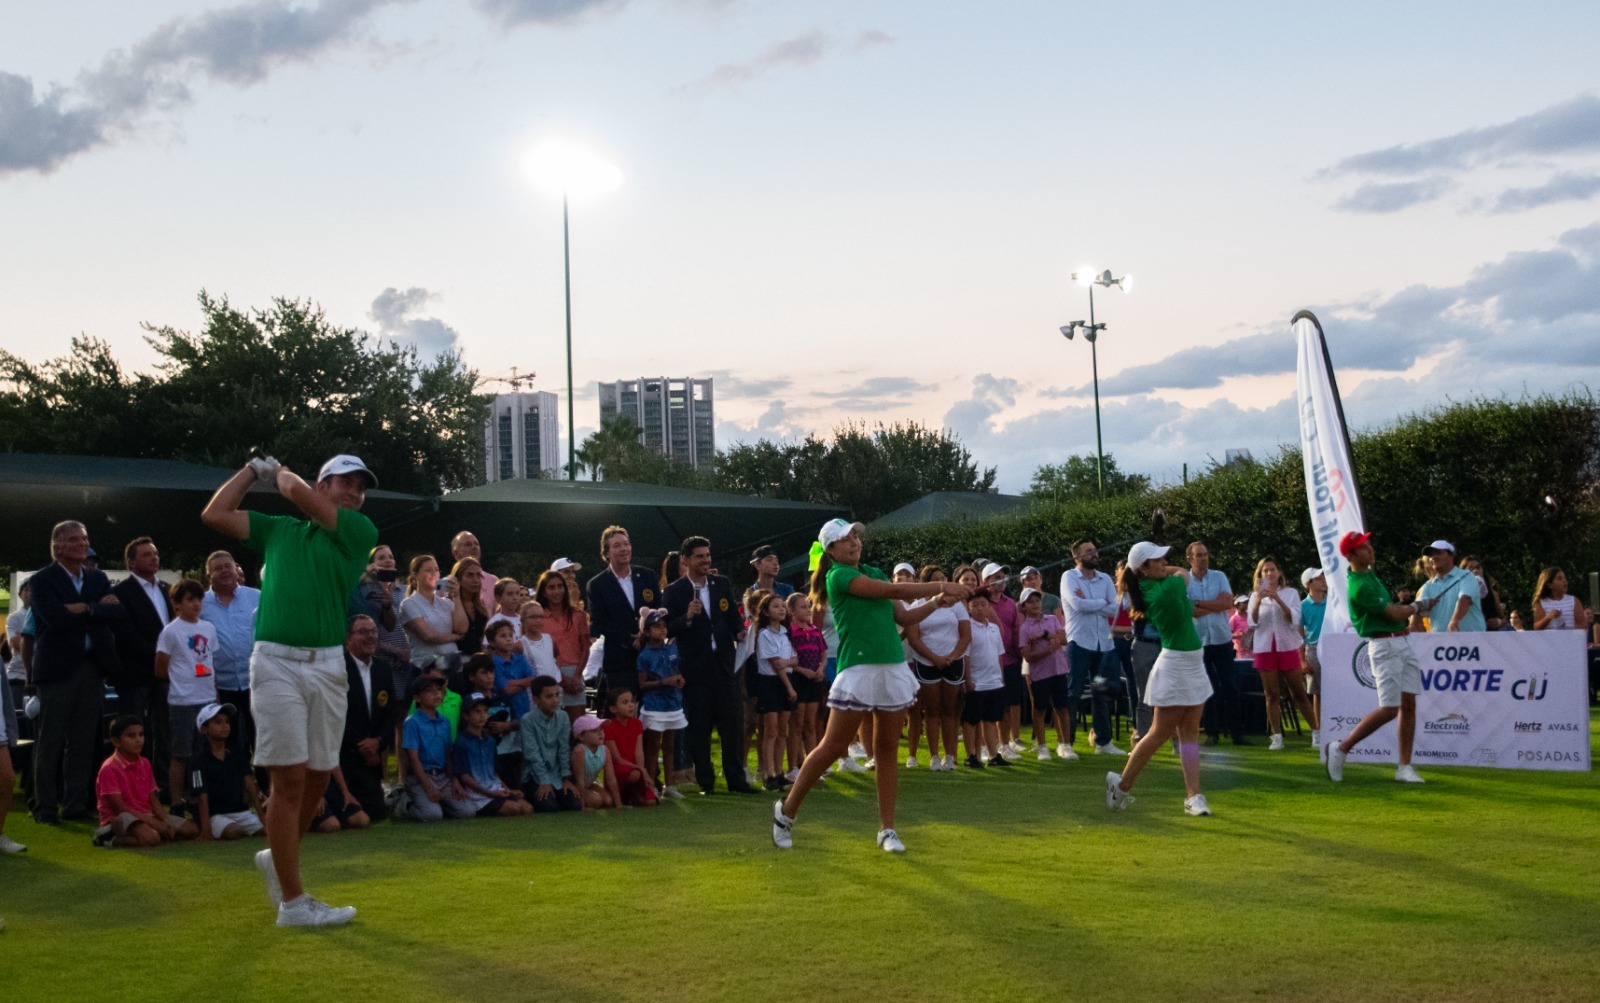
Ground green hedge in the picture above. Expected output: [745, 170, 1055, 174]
[863, 394, 1600, 619]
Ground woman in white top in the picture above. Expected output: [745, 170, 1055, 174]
[400, 554, 462, 669]
[1533, 567, 1589, 632]
[903, 565, 971, 771]
[1247, 557, 1317, 750]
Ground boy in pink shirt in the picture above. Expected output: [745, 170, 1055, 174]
[95, 715, 198, 848]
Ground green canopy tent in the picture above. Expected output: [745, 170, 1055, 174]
[0, 454, 435, 572]
[384, 478, 848, 584]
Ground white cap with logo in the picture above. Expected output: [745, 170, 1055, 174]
[317, 454, 378, 489]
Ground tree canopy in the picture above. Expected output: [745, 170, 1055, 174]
[0, 292, 489, 494]
[1028, 453, 1150, 500]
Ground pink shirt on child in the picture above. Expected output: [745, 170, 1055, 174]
[97, 751, 157, 825]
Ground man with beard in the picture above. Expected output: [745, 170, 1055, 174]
[1061, 540, 1127, 758]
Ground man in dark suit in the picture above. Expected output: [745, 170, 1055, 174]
[663, 535, 755, 794]
[341, 615, 395, 820]
[111, 536, 173, 781]
[28, 520, 126, 823]
[586, 525, 658, 708]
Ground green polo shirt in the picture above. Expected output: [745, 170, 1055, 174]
[1138, 574, 1202, 652]
[1347, 568, 1408, 637]
[826, 563, 905, 670]
[246, 507, 378, 648]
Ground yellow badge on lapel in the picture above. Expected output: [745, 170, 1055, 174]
[377, 691, 389, 707]
[718, 597, 730, 612]
[642, 589, 654, 602]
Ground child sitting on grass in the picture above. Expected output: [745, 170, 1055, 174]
[309, 767, 370, 833]
[469, 647, 525, 791]
[155, 579, 218, 807]
[447, 696, 533, 818]
[634, 608, 685, 799]
[570, 713, 621, 811]
[520, 676, 582, 812]
[95, 715, 198, 848]
[602, 688, 658, 806]
[187, 702, 264, 841]
[402, 673, 454, 821]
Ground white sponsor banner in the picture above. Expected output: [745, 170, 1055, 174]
[1295, 312, 1364, 638]
[1321, 630, 1591, 771]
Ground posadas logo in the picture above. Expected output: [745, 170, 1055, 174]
[1350, 642, 1375, 689]
[1423, 712, 1470, 735]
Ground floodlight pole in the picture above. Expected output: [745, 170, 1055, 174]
[1087, 282, 1104, 496]
[563, 190, 575, 481]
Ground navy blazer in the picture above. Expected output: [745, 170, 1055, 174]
[586, 566, 660, 680]
[28, 562, 126, 686]
[662, 575, 744, 683]
[111, 574, 172, 687]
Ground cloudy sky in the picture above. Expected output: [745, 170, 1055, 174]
[5, 1, 1600, 492]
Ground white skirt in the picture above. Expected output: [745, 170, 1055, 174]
[1143, 647, 1213, 707]
[827, 662, 919, 712]
[641, 708, 688, 732]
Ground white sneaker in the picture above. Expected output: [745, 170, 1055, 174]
[1034, 744, 1051, 761]
[1394, 764, 1425, 784]
[943, 754, 958, 770]
[1007, 740, 1023, 754]
[255, 849, 283, 905]
[1095, 742, 1127, 756]
[905, 755, 917, 769]
[1268, 734, 1285, 751]
[979, 747, 992, 764]
[863, 758, 876, 770]
[1183, 793, 1212, 816]
[276, 894, 356, 927]
[662, 785, 684, 800]
[784, 768, 800, 782]
[848, 742, 867, 759]
[1105, 771, 1133, 810]
[876, 828, 906, 853]
[835, 757, 868, 773]
[998, 745, 1022, 762]
[1325, 743, 1345, 782]
[1056, 743, 1079, 761]
[771, 800, 794, 849]
[1310, 729, 1321, 747]
[0, 835, 26, 854]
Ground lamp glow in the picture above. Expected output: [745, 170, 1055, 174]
[524, 141, 622, 199]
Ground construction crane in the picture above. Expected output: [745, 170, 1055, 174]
[478, 367, 538, 392]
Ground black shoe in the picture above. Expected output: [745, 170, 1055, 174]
[761, 775, 783, 791]
[987, 754, 1014, 767]
[965, 755, 985, 769]
[726, 782, 760, 795]
[1232, 736, 1253, 746]
[33, 812, 59, 825]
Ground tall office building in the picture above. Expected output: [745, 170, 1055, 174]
[597, 377, 715, 468]
[483, 391, 561, 482]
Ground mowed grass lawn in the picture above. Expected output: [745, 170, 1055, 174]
[4, 716, 1598, 1003]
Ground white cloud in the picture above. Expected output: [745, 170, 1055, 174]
[369, 286, 461, 357]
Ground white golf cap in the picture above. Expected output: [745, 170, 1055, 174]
[892, 562, 916, 577]
[818, 518, 865, 548]
[1422, 539, 1456, 555]
[1300, 567, 1325, 588]
[1126, 541, 1170, 569]
[196, 702, 238, 730]
[317, 454, 378, 488]
[1018, 587, 1042, 606]
[981, 562, 1009, 582]
[550, 557, 583, 573]
[1020, 566, 1041, 578]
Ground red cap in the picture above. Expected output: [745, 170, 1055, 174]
[1338, 531, 1372, 558]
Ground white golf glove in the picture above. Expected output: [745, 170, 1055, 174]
[248, 454, 282, 484]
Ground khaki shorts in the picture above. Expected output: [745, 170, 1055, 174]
[95, 811, 142, 841]
[250, 641, 347, 771]
[1369, 636, 1421, 709]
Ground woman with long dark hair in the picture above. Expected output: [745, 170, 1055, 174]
[1107, 542, 1227, 817]
[536, 569, 591, 719]
[903, 564, 970, 771]
[1534, 567, 1590, 632]
[772, 520, 970, 853]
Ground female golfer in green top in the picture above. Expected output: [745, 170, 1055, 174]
[772, 519, 971, 853]
[1107, 542, 1232, 817]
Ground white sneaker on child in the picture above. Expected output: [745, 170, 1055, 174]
[905, 755, 917, 769]
[835, 757, 868, 773]
[848, 742, 867, 759]
[876, 828, 906, 853]
[255, 849, 282, 905]
[662, 785, 684, 800]
[1034, 744, 1051, 761]
[1056, 743, 1078, 761]
[772, 800, 794, 849]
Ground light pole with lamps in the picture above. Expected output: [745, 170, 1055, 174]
[525, 141, 622, 480]
[1061, 268, 1130, 496]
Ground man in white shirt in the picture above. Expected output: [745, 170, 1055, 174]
[1060, 540, 1127, 758]
[1185, 541, 1249, 746]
